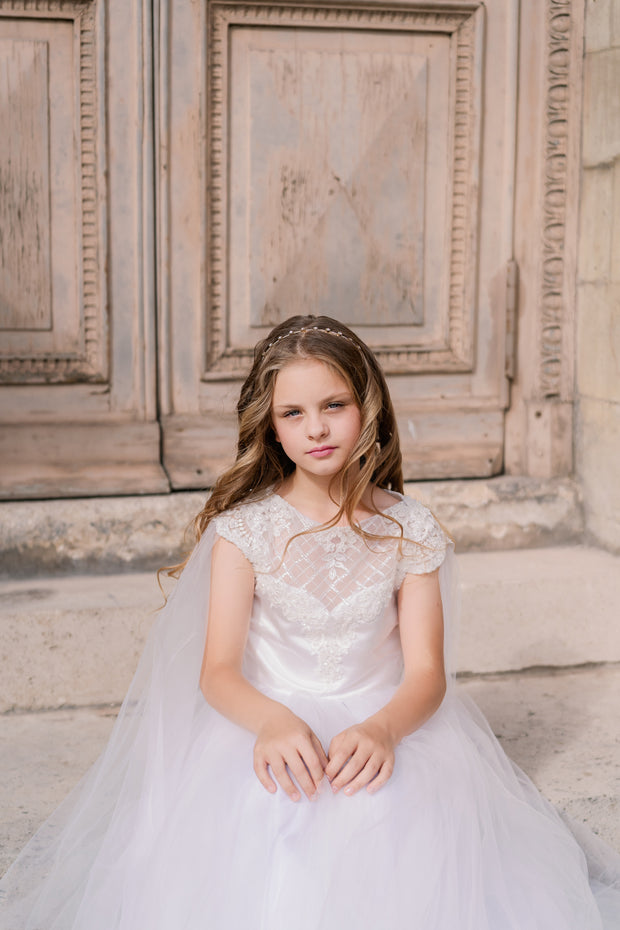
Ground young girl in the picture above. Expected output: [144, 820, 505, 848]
[2, 315, 620, 929]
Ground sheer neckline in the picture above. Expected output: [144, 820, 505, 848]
[271, 490, 404, 529]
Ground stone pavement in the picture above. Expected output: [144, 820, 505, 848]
[1, 545, 620, 877]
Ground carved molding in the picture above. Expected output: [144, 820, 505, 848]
[0, 1, 90, 9]
[205, 2, 483, 378]
[448, 11, 478, 367]
[0, 0, 92, 9]
[211, 3, 473, 32]
[539, 0, 572, 400]
[0, 1, 105, 384]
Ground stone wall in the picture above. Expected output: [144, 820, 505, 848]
[575, 0, 620, 551]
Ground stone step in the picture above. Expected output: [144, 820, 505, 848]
[0, 476, 584, 576]
[1, 546, 619, 712]
[457, 545, 620, 674]
[0, 573, 162, 712]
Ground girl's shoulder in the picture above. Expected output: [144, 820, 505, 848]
[212, 492, 282, 569]
[385, 493, 450, 576]
[380, 490, 441, 531]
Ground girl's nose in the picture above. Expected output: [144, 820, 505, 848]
[306, 414, 328, 440]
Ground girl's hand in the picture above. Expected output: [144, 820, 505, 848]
[254, 706, 328, 802]
[325, 719, 395, 796]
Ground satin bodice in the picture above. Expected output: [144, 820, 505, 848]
[214, 492, 446, 697]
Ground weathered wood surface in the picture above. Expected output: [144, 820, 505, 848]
[0, 37, 51, 331]
[0, 2, 163, 498]
[0, 1, 589, 497]
[160, 1, 520, 486]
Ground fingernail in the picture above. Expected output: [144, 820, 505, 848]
[344, 786, 352, 796]
[331, 785, 339, 794]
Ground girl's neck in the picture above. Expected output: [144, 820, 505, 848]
[276, 471, 385, 524]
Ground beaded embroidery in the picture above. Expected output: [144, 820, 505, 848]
[213, 493, 446, 686]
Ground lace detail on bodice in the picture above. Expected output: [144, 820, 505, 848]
[213, 492, 446, 688]
[258, 572, 396, 685]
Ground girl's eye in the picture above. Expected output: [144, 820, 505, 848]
[283, 409, 301, 418]
[327, 402, 344, 410]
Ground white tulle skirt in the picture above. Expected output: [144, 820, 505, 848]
[8, 689, 620, 930]
[107, 692, 620, 930]
[116, 693, 620, 929]
[2, 529, 620, 929]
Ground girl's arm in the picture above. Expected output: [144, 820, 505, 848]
[200, 536, 327, 801]
[325, 568, 446, 796]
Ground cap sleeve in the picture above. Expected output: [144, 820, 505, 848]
[395, 498, 448, 585]
[212, 501, 272, 572]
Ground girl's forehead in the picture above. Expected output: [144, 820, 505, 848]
[272, 358, 350, 399]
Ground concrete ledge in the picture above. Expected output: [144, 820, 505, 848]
[408, 475, 584, 551]
[0, 573, 162, 711]
[458, 545, 620, 674]
[0, 476, 584, 576]
[1, 545, 618, 712]
[460, 667, 620, 853]
[0, 492, 204, 577]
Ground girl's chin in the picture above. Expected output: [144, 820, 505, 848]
[296, 460, 345, 478]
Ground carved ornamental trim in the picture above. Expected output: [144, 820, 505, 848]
[0, 1, 105, 383]
[539, 0, 572, 399]
[205, 2, 483, 378]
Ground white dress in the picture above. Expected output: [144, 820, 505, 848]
[2, 492, 620, 929]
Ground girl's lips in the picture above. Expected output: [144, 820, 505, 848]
[307, 446, 336, 458]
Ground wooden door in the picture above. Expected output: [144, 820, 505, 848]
[159, 0, 520, 487]
[0, 0, 167, 498]
[1, 0, 581, 498]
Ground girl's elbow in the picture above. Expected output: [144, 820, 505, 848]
[199, 671, 212, 704]
[199, 662, 222, 705]
[424, 666, 447, 711]
[199, 661, 240, 708]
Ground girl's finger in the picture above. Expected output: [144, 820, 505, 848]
[287, 752, 320, 800]
[300, 735, 327, 787]
[366, 758, 395, 794]
[253, 757, 277, 795]
[310, 732, 329, 770]
[342, 756, 383, 796]
[329, 751, 368, 792]
[270, 760, 301, 802]
[324, 752, 349, 782]
[325, 736, 357, 780]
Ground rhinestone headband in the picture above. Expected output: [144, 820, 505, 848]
[262, 325, 362, 357]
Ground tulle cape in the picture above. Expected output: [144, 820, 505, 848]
[0, 525, 219, 928]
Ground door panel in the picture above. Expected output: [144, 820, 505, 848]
[0, 0, 166, 498]
[160, 1, 518, 486]
[0, 12, 105, 382]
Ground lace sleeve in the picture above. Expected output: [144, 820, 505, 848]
[395, 498, 448, 585]
[212, 502, 272, 571]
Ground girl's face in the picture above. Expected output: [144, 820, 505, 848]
[271, 359, 362, 482]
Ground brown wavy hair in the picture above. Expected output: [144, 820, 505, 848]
[165, 314, 404, 578]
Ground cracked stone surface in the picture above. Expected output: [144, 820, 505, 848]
[0, 477, 584, 576]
